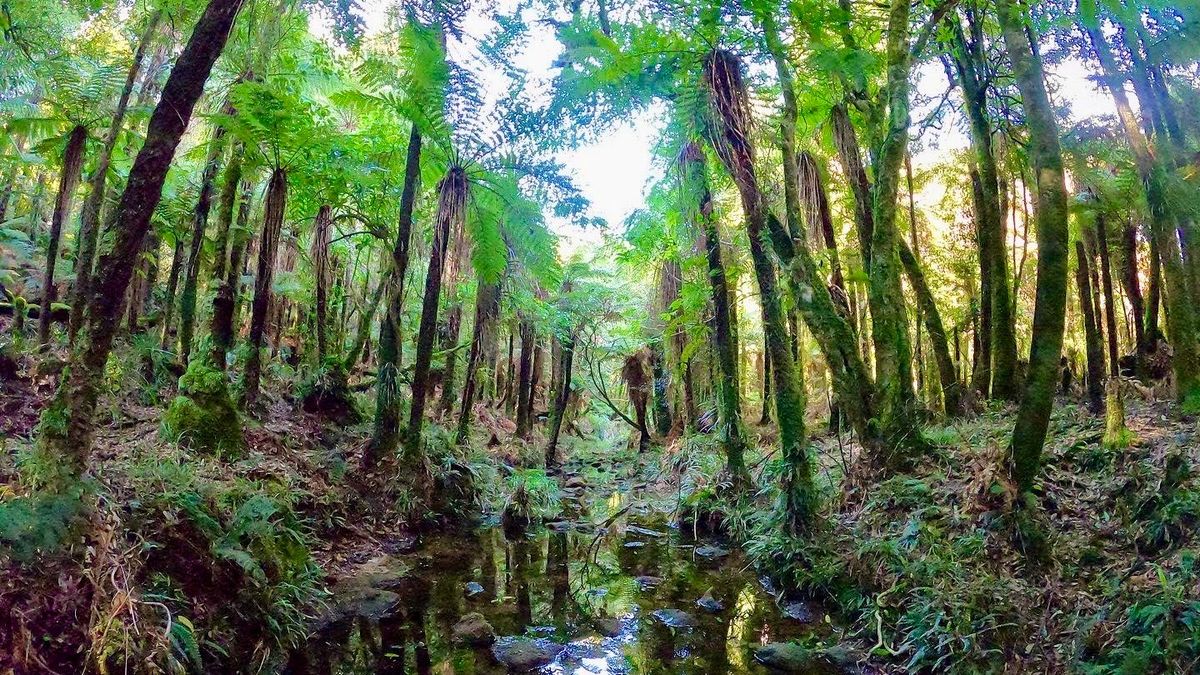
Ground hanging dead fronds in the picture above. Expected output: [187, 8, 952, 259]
[702, 50, 757, 195]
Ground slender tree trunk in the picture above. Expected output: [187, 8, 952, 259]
[438, 303, 464, 415]
[1118, 219, 1148, 371]
[405, 167, 468, 467]
[1146, 240, 1162, 344]
[345, 275, 387, 371]
[649, 340, 672, 435]
[210, 179, 252, 368]
[998, 0, 1071, 498]
[898, 241, 961, 415]
[544, 327, 576, 467]
[970, 171, 993, 396]
[515, 320, 534, 439]
[1077, 241, 1105, 413]
[704, 49, 814, 530]
[242, 167, 287, 409]
[1081, 2, 1200, 400]
[950, 15, 1018, 400]
[456, 277, 501, 444]
[41, 0, 246, 485]
[69, 11, 161, 342]
[159, 233, 185, 350]
[177, 129, 227, 365]
[38, 124, 87, 349]
[1095, 210, 1130, 443]
[311, 204, 333, 362]
[680, 143, 748, 482]
[366, 126, 422, 466]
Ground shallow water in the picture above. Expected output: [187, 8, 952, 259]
[287, 499, 835, 674]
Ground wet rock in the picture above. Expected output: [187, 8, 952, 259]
[451, 612, 495, 647]
[623, 541, 646, 549]
[781, 601, 817, 623]
[754, 643, 859, 673]
[651, 608, 697, 628]
[465, 581, 486, 597]
[380, 534, 419, 554]
[492, 637, 565, 671]
[696, 589, 724, 613]
[594, 616, 623, 637]
[627, 525, 667, 538]
[634, 576, 662, 589]
[694, 544, 729, 560]
[565, 475, 587, 489]
[317, 586, 398, 628]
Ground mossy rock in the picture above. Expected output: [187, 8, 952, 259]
[298, 359, 361, 424]
[163, 361, 244, 456]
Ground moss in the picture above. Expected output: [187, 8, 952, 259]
[297, 358, 361, 424]
[163, 360, 244, 456]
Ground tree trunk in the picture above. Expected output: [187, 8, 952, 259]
[438, 302, 464, 415]
[365, 126, 421, 466]
[680, 142, 748, 482]
[1077, 241, 1105, 413]
[898, 240, 961, 415]
[704, 49, 814, 530]
[344, 274, 387, 371]
[37, 124, 87, 348]
[242, 167, 287, 409]
[998, 0, 1071, 497]
[649, 340, 672, 435]
[970, 170, 993, 397]
[69, 11, 161, 343]
[1118, 218, 1149, 373]
[209, 178, 252, 369]
[515, 319, 534, 439]
[1081, 1, 1200, 400]
[544, 327, 576, 468]
[41, 0, 246, 484]
[159, 233, 185, 350]
[950, 14, 1018, 400]
[405, 166, 468, 468]
[311, 203, 333, 361]
[456, 277, 501, 444]
[177, 132, 227, 365]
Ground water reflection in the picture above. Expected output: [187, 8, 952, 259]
[289, 514, 824, 674]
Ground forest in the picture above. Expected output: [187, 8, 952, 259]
[1, 0, 1199, 672]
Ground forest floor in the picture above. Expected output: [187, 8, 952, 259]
[2, 336, 1199, 673]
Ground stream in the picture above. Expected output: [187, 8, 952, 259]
[285, 489, 847, 674]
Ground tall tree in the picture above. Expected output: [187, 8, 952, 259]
[40, 0, 248, 485]
[997, 0, 1070, 503]
[37, 124, 87, 348]
[68, 10, 162, 342]
[242, 167, 287, 409]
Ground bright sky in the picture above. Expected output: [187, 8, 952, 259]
[317, 2, 1118, 250]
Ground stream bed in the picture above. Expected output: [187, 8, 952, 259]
[285, 491, 851, 674]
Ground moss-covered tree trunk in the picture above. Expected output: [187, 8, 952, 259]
[898, 240, 962, 415]
[344, 274, 386, 371]
[649, 340, 672, 435]
[997, 0, 1071, 497]
[950, 13, 1018, 400]
[704, 49, 814, 531]
[405, 166, 468, 470]
[206, 143, 244, 368]
[209, 178, 253, 369]
[310, 204, 333, 362]
[1081, 1, 1200, 401]
[1077, 241, 1105, 413]
[242, 167, 287, 409]
[456, 276, 501, 445]
[37, 124, 87, 349]
[515, 319, 534, 439]
[159, 234, 185, 351]
[40, 0, 246, 485]
[364, 126, 421, 467]
[438, 302, 464, 415]
[680, 142, 748, 483]
[69, 11, 161, 343]
[177, 130, 228, 365]
[544, 326, 576, 468]
[1118, 219, 1149, 376]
